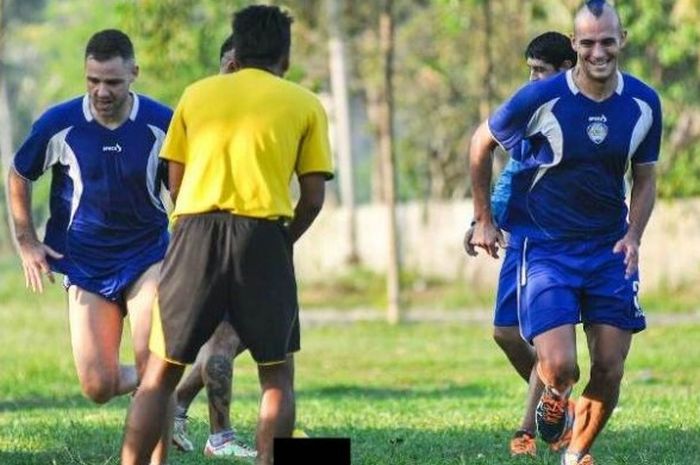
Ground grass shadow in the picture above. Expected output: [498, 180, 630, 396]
[299, 382, 489, 401]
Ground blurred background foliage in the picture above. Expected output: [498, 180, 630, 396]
[1, 0, 699, 252]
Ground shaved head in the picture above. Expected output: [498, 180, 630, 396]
[574, 1, 623, 35]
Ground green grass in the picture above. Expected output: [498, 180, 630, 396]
[1, 295, 699, 465]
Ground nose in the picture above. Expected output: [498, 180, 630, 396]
[95, 83, 109, 97]
[591, 42, 606, 60]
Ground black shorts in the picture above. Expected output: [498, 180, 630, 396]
[150, 212, 299, 365]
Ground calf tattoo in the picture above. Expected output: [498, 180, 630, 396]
[205, 355, 233, 429]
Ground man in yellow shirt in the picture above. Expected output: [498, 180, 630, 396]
[169, 33, 256, 459]
[121, 6, 333, 465]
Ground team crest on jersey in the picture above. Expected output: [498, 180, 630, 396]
[587, 115, 608, 144]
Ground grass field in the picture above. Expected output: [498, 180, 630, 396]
[1, 282, 699, 465]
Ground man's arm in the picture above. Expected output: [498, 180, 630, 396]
[287, 173, 326, 244]
[468, 120, 504, 258]
[7, 168, 62, 292]
[613, 163, 657, 278]
[167, 160, 185, 203]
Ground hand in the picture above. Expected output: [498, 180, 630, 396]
[613, 233, 640, 279]
[17, 239, 63, 293]
[467, 219, 506, 259]
[463, 224, 477, 256]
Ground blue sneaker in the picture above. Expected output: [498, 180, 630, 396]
[536, 388, 574, 443]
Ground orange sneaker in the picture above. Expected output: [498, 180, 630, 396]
[509, 430, 537, 457]
[549, 399, 576, 452]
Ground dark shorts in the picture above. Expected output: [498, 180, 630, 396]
[150, 212, 299, 365]
[517, 237, 646, 342]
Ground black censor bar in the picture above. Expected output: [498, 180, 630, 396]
[274, 437, 351, 464]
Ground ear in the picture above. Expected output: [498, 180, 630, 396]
[559, 60, 573, 71]
[620, 29, 628, 48]
[224, 60, 238, 73]
[132, 64, 140, 81]
[569, 33, 577, 51]
[280, 53, 290, 74]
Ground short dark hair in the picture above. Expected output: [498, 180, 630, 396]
[525, 31, 577, 68]
[219, 34, 234, 61]
[231, 5, 293, 68]
[85, 29, 134, 61]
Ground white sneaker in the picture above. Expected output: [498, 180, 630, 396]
[204, 436, 257, 458]
[172, 416, 194, 452]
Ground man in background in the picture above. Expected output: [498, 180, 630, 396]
[465, 30, 577, 458]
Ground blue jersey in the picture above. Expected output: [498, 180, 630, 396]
[13, 93, 172, 284]
[491, 154, 524, 228]
[489, 70, 662, 241]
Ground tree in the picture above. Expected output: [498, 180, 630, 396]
[326, 0, 359, 264]
[378, 0, 402, 324]
[0, 0, 13, 252]
[618, 0, 700, 197]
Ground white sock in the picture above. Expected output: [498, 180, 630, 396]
[209, 429, 235, 447]
[174, 405, 188, 419]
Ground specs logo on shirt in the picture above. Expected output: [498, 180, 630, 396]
[102, 143, 123, 153]
[587, 115, 608, 145]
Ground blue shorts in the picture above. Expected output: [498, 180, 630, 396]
[494, 244, 519, 327]
[517, 238, 646, 342]
[62, 250, 164, 312]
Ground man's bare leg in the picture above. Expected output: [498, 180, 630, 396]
[126, 262, 172, 465]
[203, 321, 239, 434]
[256, 354, 295, 465]
[68, 286, 136, 404]
[567, 324, 632, 456]
[494, 326, 543, 432]
[533, 324, 579, 444]
[121, 355, 185, 465]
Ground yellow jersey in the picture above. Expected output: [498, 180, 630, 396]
[160, 68, 334, 219]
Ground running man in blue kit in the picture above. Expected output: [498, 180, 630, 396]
[468, 2, 661, 464]
[7, 29, 172, 465]
[465, 31, 577, 458]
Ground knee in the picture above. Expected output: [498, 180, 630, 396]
[538, 355, 579, 386]
[259, 361, 294, 392]
[590, 359, 625, 386]
[80, 375, 118, 404]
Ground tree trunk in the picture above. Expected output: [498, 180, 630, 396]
[326, 0, 359, 264]
[0, 0, 15, 252]
[378, 0, 401, 324]
[478, 0, 494, 121]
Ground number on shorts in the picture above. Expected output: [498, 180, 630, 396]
[632, 280, 644, 316]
